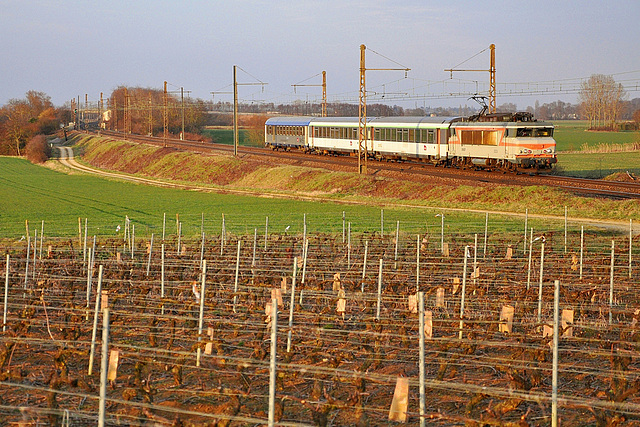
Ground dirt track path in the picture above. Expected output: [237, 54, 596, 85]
[56, 143, 189, 189]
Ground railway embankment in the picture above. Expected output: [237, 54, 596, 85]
[63, 133, 640, 224]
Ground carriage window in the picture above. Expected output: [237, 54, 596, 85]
[428, 130, 435, 143]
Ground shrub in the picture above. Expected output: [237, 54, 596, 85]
[24, 134, 51, 164]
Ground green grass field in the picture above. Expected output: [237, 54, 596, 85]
[200, 128, 264, 147]
[1, 157, 544, 239]
[553, 120, 639, 152]
[549, 121, 640, 177]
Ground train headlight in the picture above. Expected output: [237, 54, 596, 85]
[520, 148, 532, 154]
[543, 148, 554, 154]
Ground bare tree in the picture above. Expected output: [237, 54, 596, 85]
[497, 102, 517, 113]
[244, 114, 269, 147]
[2, 100, 31, 156]
[579, 74, 626, 130]
[107, 86, 207, 136]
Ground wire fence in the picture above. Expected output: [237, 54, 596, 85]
[0, 220, 638, 425]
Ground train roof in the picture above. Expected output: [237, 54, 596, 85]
[370, 116, 460, 125]
[306, 117, 370, 124]
[266, 116, 461, 126]
[265, 116, 315, 126]
[452, 120, 555, 127]
[264, 115, 553, 128]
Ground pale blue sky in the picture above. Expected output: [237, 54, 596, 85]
[2, 0, 639, 109]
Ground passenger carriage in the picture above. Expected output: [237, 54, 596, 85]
[264, 116, 311, 150]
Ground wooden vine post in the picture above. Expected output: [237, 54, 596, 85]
[268, 299, 278, 427]
[458, 246, 469, 340]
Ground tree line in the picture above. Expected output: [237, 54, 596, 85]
[104, 86, 208, 138]
[1, 74, 638, 160]
[0, 91, 69, 161]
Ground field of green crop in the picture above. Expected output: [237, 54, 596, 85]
[549, 121, 640, 177]
[200, 128, 264, 147]
[1, 156, 548, 239]
[553, 120, 639, 152]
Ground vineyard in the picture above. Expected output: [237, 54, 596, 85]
[0, 214, 639, 426]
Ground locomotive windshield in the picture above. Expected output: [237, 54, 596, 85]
[515, 127, 554, 137]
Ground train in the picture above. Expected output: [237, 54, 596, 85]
[264, 111, 557, 171]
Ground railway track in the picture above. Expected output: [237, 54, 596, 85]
[94, 130, 640, 200]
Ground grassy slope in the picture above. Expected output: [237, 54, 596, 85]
[556, 151, 640, 178]
[73, 135, 640, 223]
